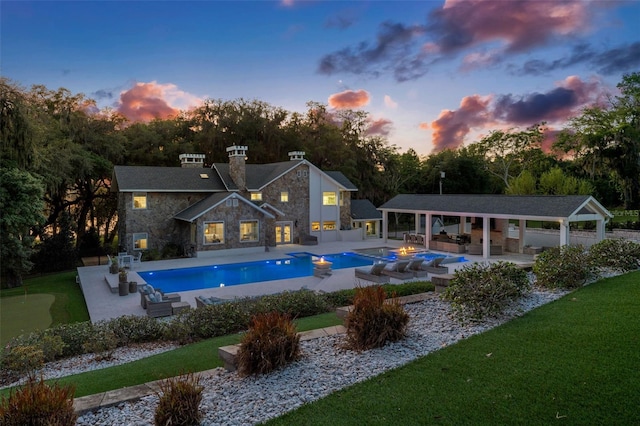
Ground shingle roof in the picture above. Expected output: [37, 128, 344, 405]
[113, 166, 226, 192]
[351, 199, 382, 220]
[325, 171, 358, 191]
[212, 161, 302, 191]
[174, 193, 275, 222]
[378, 194, 612, 220]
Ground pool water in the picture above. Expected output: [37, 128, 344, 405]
[138, 252, 374, 293]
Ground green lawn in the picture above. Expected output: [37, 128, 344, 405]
[267, 271, 640, 425]
[0, 271, 89, 345]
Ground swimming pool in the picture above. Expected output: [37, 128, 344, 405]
[138, 252, 375, 293]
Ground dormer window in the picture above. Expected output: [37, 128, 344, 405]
[251, 192, 262, 201]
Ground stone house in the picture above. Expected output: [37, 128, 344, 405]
[111, 146, 360, 257]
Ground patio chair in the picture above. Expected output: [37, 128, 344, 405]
[355, 261, 390, 283]
[132, 252, 142, 266]
[381, 259, 413, 280]
[145, 292, 182, 318]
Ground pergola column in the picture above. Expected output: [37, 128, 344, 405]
[415, 212, 420, 234]
[382, 211, 388, 242]
[482, 216, 490, 259]
[425, 212, 433, 248]
[596, 219, 606, 242]
[459, 216, 466, 235]
[560, 220, 570, 246]
[519, 219, 526, 253]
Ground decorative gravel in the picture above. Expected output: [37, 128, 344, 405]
[75, 286, 570, 426]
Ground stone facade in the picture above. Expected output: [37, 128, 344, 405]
[118, 192, 206, 253]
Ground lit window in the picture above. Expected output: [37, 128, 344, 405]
[323, 191, 336, 206]
[280, 191, 289, 202]
[250, 193, 262, 201]
[133, 233, 148, 250]
[204, 222, 224, 244]
[240, 220, 259, 242]
[311, 222, 320, 232]
[323, 221, 336, 230]
[133, 193, 147, 209]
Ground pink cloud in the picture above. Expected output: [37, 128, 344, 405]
[366, 118, 393, 136]
[437, 0, 591, 54]
[328, 89, 371, 109]
[430, 95, 493, 151]
[117, 81, 202, 122]
[384, 95, 398, 109]
[428, 76, 612, 152]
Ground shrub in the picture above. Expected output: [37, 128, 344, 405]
[0, 375, 77, 425]
[165, 302, 252, 342]
[49, 321, 94, 357]
[344, 285, 409, 351]
[154, 373, 203, 426]
[107, 315, 166, 345]
[533, 245, 595, 289]
[443, 261, 530, 322]
[236, 312, 301, 376]
[82, 324, 118, 360]
[40, 334, 65, 362]
[323, 281, 433, 308]
[588, 239, 640, 272]
[252, 289, 331, 318]
[1, 345, 44, 375]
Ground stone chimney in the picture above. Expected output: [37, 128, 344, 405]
[288, 151, 305, 161]
[179, 153, 205, 168]
[227, 145, 248, 189]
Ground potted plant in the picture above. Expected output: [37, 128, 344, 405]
[118, 268, 129, 296]
[109, 258, 119, 274]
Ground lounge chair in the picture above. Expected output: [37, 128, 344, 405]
[144, 292, 182, 318]
[421, 256, 447, 274]
[381, 259, 413, 280]
[195, 295, 231, 308]
[406, 257, 427, 278]
[355, 261, 390, 283]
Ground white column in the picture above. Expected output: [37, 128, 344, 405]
[415, 212, 420, 234]
[382, 211, 388, 242]
[560, 220, 569, 246]
[519, 219, 526, 253]
[596, 219, 605, 242]
[459, 216, 466, 235]
[425, 213, 433, 248]
[483, 217, 490, 259]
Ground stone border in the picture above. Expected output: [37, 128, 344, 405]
[74, 291, 435, 414]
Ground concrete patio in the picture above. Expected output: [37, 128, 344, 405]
[77, 239, 536, 322]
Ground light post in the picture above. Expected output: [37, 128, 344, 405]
[439, 171, 445, 195]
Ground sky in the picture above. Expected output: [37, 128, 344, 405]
[2, 0, 639, 157]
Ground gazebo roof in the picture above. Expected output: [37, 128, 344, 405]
[378, 194, 612, 222]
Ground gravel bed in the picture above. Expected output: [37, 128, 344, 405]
[76, 287, 570, 426]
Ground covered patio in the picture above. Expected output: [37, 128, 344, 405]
[378, 194, 613, 259]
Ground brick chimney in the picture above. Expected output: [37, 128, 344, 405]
[288, 151, 305, 161]
[179, 153, 205, 168]
[227, 145, 247, 190]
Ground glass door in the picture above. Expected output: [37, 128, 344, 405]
[275, 222, 292, 244]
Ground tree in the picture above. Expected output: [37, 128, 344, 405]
[556, 72, 640, 209]
[0, 168, 45, 288]
[505, 170, 537, 195]
[469, 124, 546, 190]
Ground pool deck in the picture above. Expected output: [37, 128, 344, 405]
[77, 239, 535, 322]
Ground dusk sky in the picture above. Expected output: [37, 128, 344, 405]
[2, 1, 639, 156]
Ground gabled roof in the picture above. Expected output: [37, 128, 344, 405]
[351, 199, 382, 220]
[112, 166, 226, 192]
[325, 171, 358, 191]
[212, 161, 302, 191]
[378, 194, 613, 221]
[173, 193, 275, 222]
